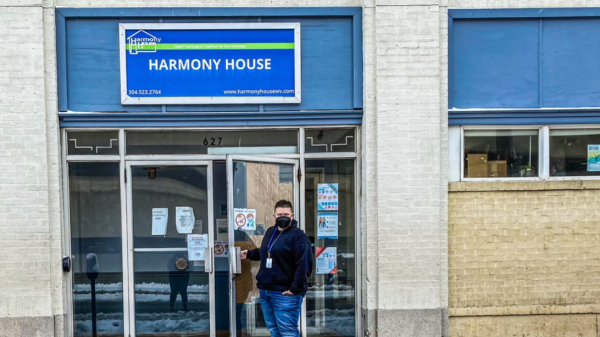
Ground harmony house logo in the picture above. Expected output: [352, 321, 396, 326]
[127, 30, 161, 55]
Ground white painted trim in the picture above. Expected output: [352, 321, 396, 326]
[133, 248, 188, 252]
[304, 152, 357, 159]
[298, 127, 307, 337]
[125, 163, 136, 336]
[540, 126, 550, 180]
[226, 155, 236, 336]
[354, 126, 362, 337]
[207, 146, 297, 155]
[118, 129, 130, 337]
[448, 126, 461, 182]
[124, 155, 226, 161]
[66, 155, 121, 161]
[207, 162, 216, 337]
[61, 129, 74, 337]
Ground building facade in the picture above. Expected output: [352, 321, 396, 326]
[0, 1, 599, 337]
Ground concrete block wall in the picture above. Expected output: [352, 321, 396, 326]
[448, 181, 600, 336]
[363, 1, 449, 336]
[0, 1, 63, 337]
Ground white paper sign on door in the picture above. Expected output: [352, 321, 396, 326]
[176, 206, 195, 234]
[317, 212, 338, 239]
[233, 208, 256, 231]
[316, 247, 337, 274]
[187, 234, 208, 261]
[214, 241, 229, 258]
[217, 219, 229, 241]
[151, 208, 168, 235]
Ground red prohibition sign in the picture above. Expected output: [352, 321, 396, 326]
[215, 244, 224, 255]
[235, 213, 246, 228]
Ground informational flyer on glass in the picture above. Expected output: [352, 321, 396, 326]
[588, 145, 600, 172]
[193, 220, 203, 234]
[233, 208, 256, 231]
[217, 219, 229, 241]
[176, 206, 195, 234]
[317, 212, 338, 239]
[187, 234, 208, 261]
[318, 183, 339, 211]
[151, 208, 168, 235]
[315, 247, 337, 274]
[214, 241, 229, 258]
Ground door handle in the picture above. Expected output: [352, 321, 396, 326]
[232, 247, 242, 274]
[204, 247, 213, 273]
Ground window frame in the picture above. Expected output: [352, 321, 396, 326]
[547, 124, 600, 181]
[455, 125, 600, 182]
[460, 125, 544, 182]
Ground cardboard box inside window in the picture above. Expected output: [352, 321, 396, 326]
[487, 160, 507, 177]
[467, 154, 488, 177]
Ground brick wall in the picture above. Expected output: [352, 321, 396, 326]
[370, 2, 447, 311]
[0, 4, 56, 319]
[360, 2, 449, 336]
[449, 181, 600, 336]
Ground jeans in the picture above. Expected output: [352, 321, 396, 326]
[259, 289, 303, 337]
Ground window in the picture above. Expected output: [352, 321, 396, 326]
[464, 129, 540, 179]
[550, 129, 600, 177]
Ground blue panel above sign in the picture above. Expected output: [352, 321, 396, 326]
[119, 23, 301, 105]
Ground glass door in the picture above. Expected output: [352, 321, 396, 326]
[226, 155, 300, 337]
[126, 161, 216, 337]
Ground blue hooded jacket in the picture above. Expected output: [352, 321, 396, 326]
[246, 220, 313, 295]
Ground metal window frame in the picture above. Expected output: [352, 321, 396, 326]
[125, 160, 216, 337]
[456, 124, 600, 182]
[226, 154, 299, 337]
[460, 125, 545, 182]
[61, 125, 361, 337]
[547, 124, 600, 180]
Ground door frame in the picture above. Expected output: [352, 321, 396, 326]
[125, 160, 216, 337]
[226, 155, 300, 337]
[61, 126, 361, 337]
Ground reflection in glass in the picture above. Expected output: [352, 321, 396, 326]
[464, 130, 539, 178]
[233, 161, 294, 337]
[133, 252, 210, 336]
[305, 160, 356, 337]
[126, 131, 298, 155]
[305, 129, 355, 153]
[131, 166, 210, 335]
[69, 162, 124, 337]
[550, 129, 600, 176]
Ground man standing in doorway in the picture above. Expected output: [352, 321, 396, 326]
[241, 199, 313, 337]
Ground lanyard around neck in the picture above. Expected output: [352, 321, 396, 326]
[267, 227, 283, 254]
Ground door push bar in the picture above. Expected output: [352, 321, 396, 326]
[204, 247, 213, 273]
[232, 247, 242, 274]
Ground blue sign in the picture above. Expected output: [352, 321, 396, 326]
[119, 23, 301, 105]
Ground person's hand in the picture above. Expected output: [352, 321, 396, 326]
[282, 290, 294, 295]
[240, 250, 248, 259]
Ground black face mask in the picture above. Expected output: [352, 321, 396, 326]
[275, 216, 292, 229]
